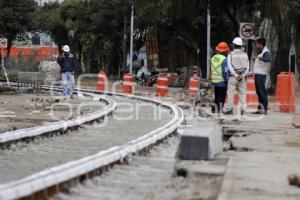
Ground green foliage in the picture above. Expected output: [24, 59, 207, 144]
[0, 0, 37, 55]
[34, 2, 68, 46]
[31, 0, 300, 77]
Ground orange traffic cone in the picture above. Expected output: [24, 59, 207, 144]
[97, 71, 107, 92]
[189, 76, 199, 98]
[156, 74, 169, 97]
[246, 75, 259, 108]
[122, 73, 134, 94]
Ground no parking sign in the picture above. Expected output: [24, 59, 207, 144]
[0, 38, 7, 48]
[239, 23, 255, 40]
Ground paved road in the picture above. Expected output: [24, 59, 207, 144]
[219, 112, 300, 200]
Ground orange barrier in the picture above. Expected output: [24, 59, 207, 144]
[122, 73, 134, 94]
[6, 46, 59, 62]
[96, 71, 107, 92]
[246, 75, 259, 107]
[276, 72, 296, 113]
[227, 75, 259, 107]
[189, 76, 199, 97]
[156, 74, 169, 97]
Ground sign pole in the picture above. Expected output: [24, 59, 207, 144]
[206, 0, 211, 80]
[129, 2, 134, 74]
[1, 47, 9, 86]
[0, 38, 9, 86]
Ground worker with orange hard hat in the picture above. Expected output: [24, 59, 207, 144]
[210, 42, 230, 114]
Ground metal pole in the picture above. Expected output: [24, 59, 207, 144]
[129, 2, 134, 74]
[49, 34, 52, 60]
[122, 17, 127, 77]
[206, 0, 211, 79]
[1, 47, 9, 86]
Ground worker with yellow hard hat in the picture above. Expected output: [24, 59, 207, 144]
[211, 42, 230, 114]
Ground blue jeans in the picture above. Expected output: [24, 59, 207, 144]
[255, 74, 268, 111]
[62, 72, 75, 97]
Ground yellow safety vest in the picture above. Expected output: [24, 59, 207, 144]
[211, 54, 226, 84]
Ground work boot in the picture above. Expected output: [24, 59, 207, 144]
[223, 110, 233, 115]
[241, 109, 246, 116]
[252, 111, 262, 115]
[252, 110, 267, 115]
[211, 106, 216, 114]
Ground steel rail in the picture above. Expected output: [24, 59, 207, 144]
[0, 88, 117, 148]
[0, 87, 184, 200]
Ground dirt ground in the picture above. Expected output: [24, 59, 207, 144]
[0, 92, 103, 133]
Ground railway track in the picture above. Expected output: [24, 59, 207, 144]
[0, 89, 117, 148]
[0, 87, 184, 200]
[53, 135, 222, 200]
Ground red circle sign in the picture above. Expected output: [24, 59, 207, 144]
[241, 24, 255, 38]
[0, 38, 7, 48]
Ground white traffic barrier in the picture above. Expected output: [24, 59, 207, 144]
[0, 90, 117, 145]
[0, 88, 184, 200]
[177, 121, 223, 160]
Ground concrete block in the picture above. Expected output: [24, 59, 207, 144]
[176, 121, 223, 160]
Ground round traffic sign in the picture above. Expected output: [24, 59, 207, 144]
[0, 38, 7, 48]
[241, 24, 255, 38]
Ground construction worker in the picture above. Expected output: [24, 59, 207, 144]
[224, 37, 250, 115]
[253, 38, 271, 115]
[211, 42, 230, 114]
[57, 45, 77, 99]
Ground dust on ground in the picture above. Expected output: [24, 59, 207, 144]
[0, 92, 102, 133]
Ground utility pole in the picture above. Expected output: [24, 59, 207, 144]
[122, 17, 127, 77]
[129, 1, 134, 74]
[206, 0, 211, 79]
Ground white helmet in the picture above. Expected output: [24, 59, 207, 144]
[62, 45, 70, 52]
[232, 37, 243, 46]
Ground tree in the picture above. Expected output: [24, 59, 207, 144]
[0, 0, 37, 57]
[33, 0, 300, 83]
[34, 2, 68, 48]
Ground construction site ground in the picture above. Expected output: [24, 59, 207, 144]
[0, 92, 103, 133]
[1, 84, 300, 199]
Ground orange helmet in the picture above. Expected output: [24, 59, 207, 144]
[216, 42, 230, 53]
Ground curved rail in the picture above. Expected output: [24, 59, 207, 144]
[0, 88, 184, 200]
[0, 89, 117, 147]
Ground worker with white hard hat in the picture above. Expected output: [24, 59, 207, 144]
[57, 45, 77, 99]
[223, 37, 250, 115]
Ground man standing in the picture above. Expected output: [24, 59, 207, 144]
[224, 37, 250, 115]
[211, 42, 230, 114]
[57, 45, 76, 99]
[253, 38, 271, 115]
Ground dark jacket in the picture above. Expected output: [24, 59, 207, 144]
[57, 53, 76, 73]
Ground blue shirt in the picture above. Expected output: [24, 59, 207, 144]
[261, 51, 272, 63]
